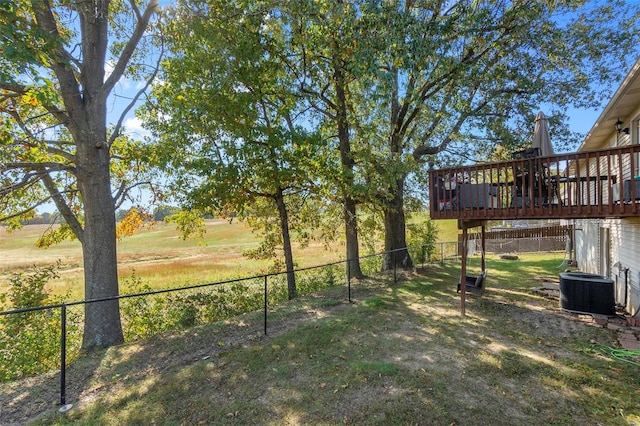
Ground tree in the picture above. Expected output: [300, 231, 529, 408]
[261, 0, 380, 278]
[142, 0, 328, 299]
[152, 204, 180, 221]
[1, 0, 159, 348]
[247, 0, 372, 279]
[350, 0, 640, 269]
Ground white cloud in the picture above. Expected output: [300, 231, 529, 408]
[123, 117, 150, 139]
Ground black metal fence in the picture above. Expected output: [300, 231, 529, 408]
[0, 237, 567, 410]
[480, 236, 568, 254]
[433, 241, 460, 263]
[425, 238, 566, 265]
[0, 246, 421, 409]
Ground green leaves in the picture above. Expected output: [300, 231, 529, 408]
[166, 210, 206, 240]
[143, 0, 640, 268]
[144, 0, 331, 230]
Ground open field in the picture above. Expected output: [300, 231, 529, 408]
[1, 220, 259, 300]
[2, 252, 639, 425]
[0, 220, 340, 300]
[1, 217, 459, 302]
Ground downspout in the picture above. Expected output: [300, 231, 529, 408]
[623, 267, 628, 311]
[571, 219, 576, 263]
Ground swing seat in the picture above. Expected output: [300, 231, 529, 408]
[457, 271, 486, 296]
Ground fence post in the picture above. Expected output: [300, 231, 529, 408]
[421, 245, 425, 269]
[59, 303, 68, 408]
[440, 242, 444, 265]
[393, 251, 397, 284]
[263, 276, 268, 335]
[347, 259, 351, 303]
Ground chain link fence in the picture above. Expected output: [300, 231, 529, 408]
[1, 249, 402, 405]
[0, 237, 565, 407]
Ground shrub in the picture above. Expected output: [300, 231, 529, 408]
[120, 273, 174, 340]
[0, 262, 80, 381]
[121, 275, 268, 340]
[407, 219, 438, 265]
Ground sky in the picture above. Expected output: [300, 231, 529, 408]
[563, 108, 602, 141]
[105, 60, 153, 140]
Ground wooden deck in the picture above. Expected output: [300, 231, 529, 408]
[428, 145, 640, 222]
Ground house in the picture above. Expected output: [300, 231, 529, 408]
[572, 59, 640, 316]
[427, 60, 640, 316]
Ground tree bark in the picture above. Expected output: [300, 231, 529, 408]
[334, 66, 364, 279]
[78, 138, 124, 347]
[381, 67, 412, 272]
[16, 0, 157, 349]
[74, 26, 124, 346]
[343, 196, 364, 278]
[61, 0, 125, 348]
[383, 177, 413, 271]
[275, 188, 297, 300]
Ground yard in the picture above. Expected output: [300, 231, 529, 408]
[2, 253, 639, 425]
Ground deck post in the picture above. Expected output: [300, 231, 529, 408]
[481, 225, 486, 272]
[460, 227, 467, 316]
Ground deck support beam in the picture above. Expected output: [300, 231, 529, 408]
[458, 220, 487, 316]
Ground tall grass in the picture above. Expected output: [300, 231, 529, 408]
[0, 257, 352, 380]
[1, 220, 347, 299]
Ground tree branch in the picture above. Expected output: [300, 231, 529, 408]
[30, 0, 82, 121]
[109, 42, 165, 146]
[100, 0, 159, 103]
[40, 172, 84, 243]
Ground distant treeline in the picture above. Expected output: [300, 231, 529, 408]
[21, 212, 63, 225]
[21, 205, 222, 226]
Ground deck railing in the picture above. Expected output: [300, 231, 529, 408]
[428, 145, 640, 221]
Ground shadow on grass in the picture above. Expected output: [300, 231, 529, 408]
[7, 256, 640, 425]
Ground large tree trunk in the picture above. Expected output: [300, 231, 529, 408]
[334, 64, 364, 279]
[77, 133, 124, 348]
[382, 67, 412, 272]
[73, 0, 126, 348]
[383, 177, 413, 271]
[25, 0, 157, 349]
[344, 196, 363, 279]
[275, 188, 297, 300]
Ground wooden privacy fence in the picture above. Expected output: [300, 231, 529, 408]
[457, 225, 572, 254]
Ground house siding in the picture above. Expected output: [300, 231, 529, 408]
[574, 219, 601, 274]
[616, 217, 640, 315]
[575, 217, 640, 316]
[573, 79, 640, 316]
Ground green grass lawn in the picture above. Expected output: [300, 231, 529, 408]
[432, 218, 459, 242]
[5, 252, 639, 425]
